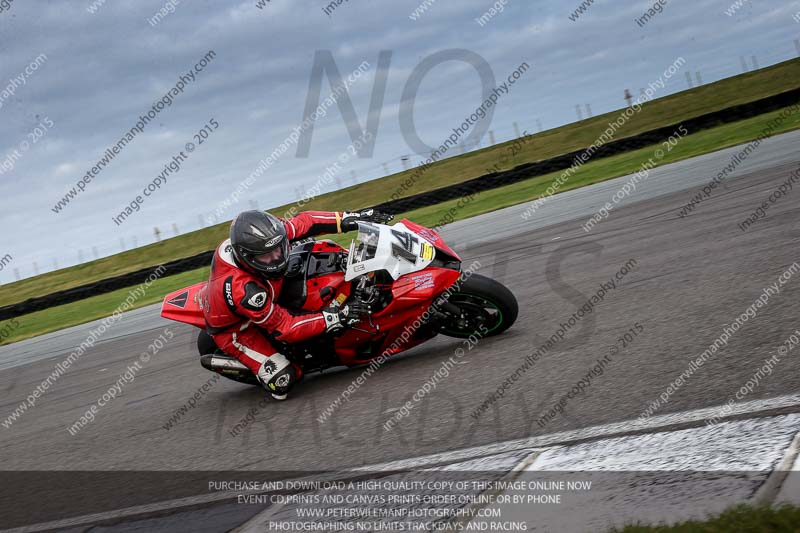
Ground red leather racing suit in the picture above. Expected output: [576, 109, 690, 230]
[204, 211, 344, 375]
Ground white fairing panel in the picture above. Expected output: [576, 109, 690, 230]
[344, 222, 436, 281]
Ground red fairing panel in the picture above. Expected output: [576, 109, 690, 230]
[302, 272, 350, 311]
[388, 267, 462, 304]
[399, 219, 461, 261]
[334, 267, 461, 366]
[161, 282, 208, 329]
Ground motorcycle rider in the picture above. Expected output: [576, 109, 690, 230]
[203, 209, 392, 400]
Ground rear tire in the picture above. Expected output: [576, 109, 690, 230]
[434, 273, 518, 339]
[197, 331, 221, 356]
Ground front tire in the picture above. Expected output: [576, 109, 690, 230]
[433, 273, 518, 339]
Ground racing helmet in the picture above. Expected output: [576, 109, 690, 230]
[230, 211, 289, 279]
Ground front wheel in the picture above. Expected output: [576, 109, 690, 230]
[432, 273, 518, 339]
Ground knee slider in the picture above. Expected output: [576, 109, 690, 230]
[257, 353, 296, 395]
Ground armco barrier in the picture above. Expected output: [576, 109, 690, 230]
[0, 253, 212, 321]
[2, 87, 799, 321]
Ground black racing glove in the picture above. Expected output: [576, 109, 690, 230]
[322, 302, 370, 332]
[340, 209, 394, 232]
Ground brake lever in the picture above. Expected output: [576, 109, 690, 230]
[348, 310, 380, 334]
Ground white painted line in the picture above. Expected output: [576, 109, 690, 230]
[5, 395, 799, 533]
[360, 394, 800, 472]
[528, 415, 799, 472]
[468, 415, 800, 532]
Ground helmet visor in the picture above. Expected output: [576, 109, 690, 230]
[253, 247, 284, 266]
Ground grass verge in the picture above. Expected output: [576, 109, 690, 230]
[3, 103, 799, 345]
[2, 59, 800, 307]
[609, 504, 800, 532]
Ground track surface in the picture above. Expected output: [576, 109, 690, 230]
[1, 131, 800, 526]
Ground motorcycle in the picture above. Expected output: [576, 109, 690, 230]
[160, 219, 518, 386]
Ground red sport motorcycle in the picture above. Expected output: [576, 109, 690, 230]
[160, 219, 518, 386]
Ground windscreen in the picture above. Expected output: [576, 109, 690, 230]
[349, 223, 381, 264]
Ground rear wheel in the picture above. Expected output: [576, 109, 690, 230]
[433, 273, 518, 339]
[197, 331, 221, 356]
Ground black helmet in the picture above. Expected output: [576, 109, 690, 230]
[230, 211, 289, 279]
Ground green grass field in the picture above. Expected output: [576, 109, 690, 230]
[3, 102, 799, 345]
[2, 58, 799, 310]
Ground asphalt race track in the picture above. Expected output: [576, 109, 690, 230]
[2, 130, 800, 530]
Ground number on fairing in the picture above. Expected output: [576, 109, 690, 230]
[391, 229, 418, 264]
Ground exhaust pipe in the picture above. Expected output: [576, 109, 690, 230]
[199, 354, 260, 386]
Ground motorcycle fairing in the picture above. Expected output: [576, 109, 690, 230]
[161, 282, 208, 328]
[344, 222, 436, 281]
[399, 219, 461, 261]
[160, 220, 468, 374]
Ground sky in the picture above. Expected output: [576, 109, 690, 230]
[0, 0, 798, 283]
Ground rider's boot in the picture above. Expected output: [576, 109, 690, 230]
[256, 353, 300, 401]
